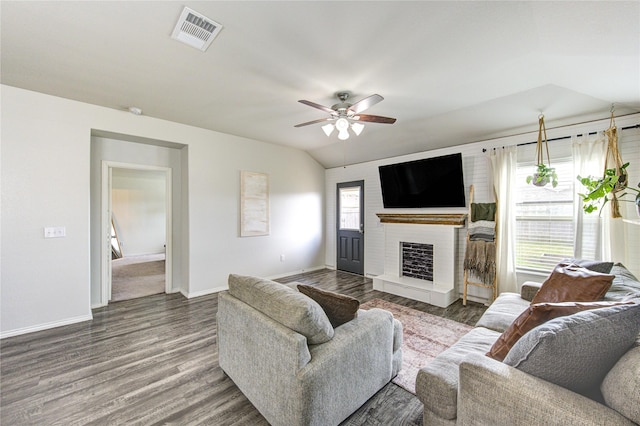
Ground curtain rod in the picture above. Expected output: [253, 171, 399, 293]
[481, 113, 640, 153]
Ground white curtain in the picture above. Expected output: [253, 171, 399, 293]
[489, 146, 518, 294]
[572, 132, 616, 261]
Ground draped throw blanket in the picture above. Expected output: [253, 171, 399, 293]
[470, 203, 496, 222]
[464, 240, 497, 285]
[468, 220, 496, 242]
[465, 202, 497, 285]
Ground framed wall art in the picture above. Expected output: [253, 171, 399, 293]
[240, 171, 269, 236]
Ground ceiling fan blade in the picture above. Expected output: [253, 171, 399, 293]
[355, 114, 397, 124]
[294, 117, 334, 127]
[348, 94, 383, 114]
[298, 100, 335, 114]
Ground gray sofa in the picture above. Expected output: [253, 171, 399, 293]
[217, 274, 403, 426]
[416, 262, 640, 425]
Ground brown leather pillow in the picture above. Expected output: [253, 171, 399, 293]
[297, 285, 360, 328]
[487, 301, 634, 361]
[530, 262, 615, 304]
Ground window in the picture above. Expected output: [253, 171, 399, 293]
[339, 186, 361, 230]
[515, 158, 575, 273]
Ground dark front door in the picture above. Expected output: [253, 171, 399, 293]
[337, 181, 364, 275]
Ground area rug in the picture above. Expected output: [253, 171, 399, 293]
[361, 298, 473, 394]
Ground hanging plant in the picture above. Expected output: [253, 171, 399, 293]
[526, 114, 558, 188]
[576, 107, 637, 217]
[527, 163, 558, 188]
[578, 162, 640, 215]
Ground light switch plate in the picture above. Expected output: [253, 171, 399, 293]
[44, 226, 66, 238]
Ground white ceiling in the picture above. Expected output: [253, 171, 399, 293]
[2, 1, 639, 168]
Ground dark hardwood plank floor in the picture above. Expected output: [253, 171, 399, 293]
[1, 269, 486, 425]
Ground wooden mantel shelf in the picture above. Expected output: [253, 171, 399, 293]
[376, 213, 467, 226]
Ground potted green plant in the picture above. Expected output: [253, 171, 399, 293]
[527, 163, 558, 188]
[525, 114, 558, 188]
[577, 162, 640, 215]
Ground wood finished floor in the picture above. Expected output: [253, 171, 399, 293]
[0, 269, 487, 425]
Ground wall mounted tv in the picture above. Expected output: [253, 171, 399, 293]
[378, 153, 466, 208]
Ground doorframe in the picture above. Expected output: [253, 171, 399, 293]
[336, 180, 365, 275]
[100, 161, 173, 306]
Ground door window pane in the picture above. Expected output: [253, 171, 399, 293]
[339, 187, 360, 230]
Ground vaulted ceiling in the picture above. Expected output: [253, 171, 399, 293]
[2, 1, 639, 168]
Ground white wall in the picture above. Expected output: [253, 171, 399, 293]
[1, 85, 326, 337]
[326, 113, 640, 304]
[111, 168, 167, 256]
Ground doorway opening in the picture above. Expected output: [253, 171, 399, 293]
[101, 163, 173, 305]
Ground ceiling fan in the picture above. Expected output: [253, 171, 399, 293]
[295, 92, 396, 140]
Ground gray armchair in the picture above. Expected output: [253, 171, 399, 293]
[217, 275, 402, 426]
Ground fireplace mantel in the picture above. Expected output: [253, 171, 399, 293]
[376, 213, 467, 226]
[373, 215, 465, 307]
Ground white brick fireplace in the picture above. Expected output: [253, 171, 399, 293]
[372, 214, 466, 307]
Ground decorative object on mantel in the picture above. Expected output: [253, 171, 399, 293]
[463, 185, 498, 305]
[577, 106, 640, 218]
[526, 114, 558, 188]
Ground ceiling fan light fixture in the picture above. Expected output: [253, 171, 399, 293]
[295, 92, 395, 140]
[321, 123, 335, 137]
[335, 117, 349, 131]
[351, 122, 364, 136]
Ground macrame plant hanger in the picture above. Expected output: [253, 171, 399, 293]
[536, 114, 550, 168]
[604, 105, 627, 218]
[526, 114, 558, 188]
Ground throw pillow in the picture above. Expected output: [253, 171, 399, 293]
[530, 262, 614, 304]
[228, 274, 334, 344]
[560, 258, 614, 274]
[486, 301, 634, 361]
[503, 303, 640, 396]
[297, 284, 360, 328]
[605, 263, 640, 302]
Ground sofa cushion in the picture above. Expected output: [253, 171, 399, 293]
[530, 262, 614, 304]
[487, 301, 634, 361]
[416, 327, 500, 420]
[601, 345, 640, 424]
[228, 274, 334, 344]
[475, 292, 530, 333]
[604, 263, 640, 302]
[297, 284, 359, 328]
[503, 303, 640, 397]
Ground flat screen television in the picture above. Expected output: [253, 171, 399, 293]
[378, 153, 466, 208]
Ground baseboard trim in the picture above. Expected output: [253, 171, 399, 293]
[178, 266, 328, 299]
[1, 314, 94, 339]
[181, 286, 227, 299]
[266, 265, 326, 280]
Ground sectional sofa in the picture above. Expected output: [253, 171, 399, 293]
[416, 261, 640, 425]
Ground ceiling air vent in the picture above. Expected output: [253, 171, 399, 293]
[171, 7, 222, 52]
